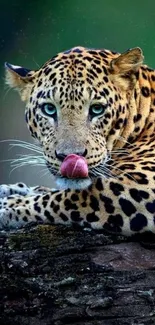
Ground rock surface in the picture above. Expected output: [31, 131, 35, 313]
[0, 225, 155, 325]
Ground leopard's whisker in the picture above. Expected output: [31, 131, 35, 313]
[110, 150, 129, 156]
[0, 139, 41, 146]
[9, 163, 28, 176]
[8, 153, 47, 174]
[116, 135, 137, 148]
[11, 155, 45, 165]
[9, 143, 43, 154]
[106, 163, 138, 183]
[11, 162, 46, 169]
[9, 161, 47, 177]
[0, 139, 43, 154]
[40, 168, 51, 178]
[90, 164, 116, 179]
[0, 156, 45, 164]
[2, 85, 12, 100]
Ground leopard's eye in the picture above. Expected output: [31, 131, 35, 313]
[41, 103, 57, 119]
[89, 104, 107, 119]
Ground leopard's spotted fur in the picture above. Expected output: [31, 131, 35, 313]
[1, 46, 155, 236]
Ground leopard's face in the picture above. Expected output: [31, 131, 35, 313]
[6, 47, 143, 188]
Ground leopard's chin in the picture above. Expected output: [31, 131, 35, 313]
[55, 176, 92, 190]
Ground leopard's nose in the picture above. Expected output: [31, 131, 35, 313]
[55, 149, 87, 162]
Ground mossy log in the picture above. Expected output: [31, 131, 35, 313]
[0, 225, 155, 325]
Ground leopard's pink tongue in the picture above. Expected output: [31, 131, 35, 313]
[60, 154, 88, 178]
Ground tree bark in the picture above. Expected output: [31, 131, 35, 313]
[0, 225, 155, 325]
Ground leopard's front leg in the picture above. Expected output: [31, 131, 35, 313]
[0, 177, 154, 235]
[0, 192, 50, 229]
[0, 179, 104, 229]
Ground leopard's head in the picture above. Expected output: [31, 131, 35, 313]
[5, 46, 143, 189]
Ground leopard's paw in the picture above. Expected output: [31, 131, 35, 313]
[0, 183, 57, 199]
[0, 183, 30, 198]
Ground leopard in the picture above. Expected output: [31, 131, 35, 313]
[1, 45, 155, 236]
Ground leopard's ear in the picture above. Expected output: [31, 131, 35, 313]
[110, 47, 144, 75]
[5, 62, 36, 101]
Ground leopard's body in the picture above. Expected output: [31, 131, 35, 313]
[1, 46, 155, 235]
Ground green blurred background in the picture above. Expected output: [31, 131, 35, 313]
[0, 0, 155, 186]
